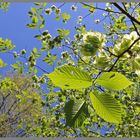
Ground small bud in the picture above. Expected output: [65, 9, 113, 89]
[70, 5, 77, 11]
[46, 34, 52, 39]
[61, 51, 69, 59]
[42, 30, 49, 36]
[106, 3, 110, 7]
[94, 19, 100, 24]
[51, 5, 57, 11]
[30, 61, 36, 67]
[55, 8, 61, 14]
[13, 51, 17, 58]
[78, 16, 83, 20]
[21, 49, 26, 54]
[45, 8, 52, 15]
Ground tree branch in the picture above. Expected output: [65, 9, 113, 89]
[0, 93, 10, 111]
[113, 3, 140, 25]
[130, 19, 140, 36]
[108, 37, 140, 71]
[80, 2, 122, 14]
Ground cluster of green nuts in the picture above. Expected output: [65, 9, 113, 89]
[80, 31, 106, 56]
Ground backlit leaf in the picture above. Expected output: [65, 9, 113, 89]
[64, 99, 89, 128]
[47, 65, 92, 89]
[96, 72, 133, 90]
[90, 92, 122, 124]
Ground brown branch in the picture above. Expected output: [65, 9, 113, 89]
[108, 37, 140, 71]
[0, 93, 10, 110]
[130, 19, 140, 36]
[7, 100, 18, 115]
[113, 3, 140, 25]
[102, 47, 118, 57]
[122, 2, 127, 11]
[34, 65, 49, 74]
[58, 2, 65, 9]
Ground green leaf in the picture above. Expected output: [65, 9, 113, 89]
[89, 4, 95, 13]
[64, 99, 89, 128]
[0, 38, 15, 52]
[57, 28, 70, 37]
[82, 5, 88, 9]
[34, 2, 42, 6]
[0, 59, 7, 68]
[26, 24, 37, 28]
[43, 54, 57, 65]
[39, 20, 45, 28]
[96, 72, 133, 90]
[61, 13, 70, 22]
[55, 16, 60, 21]
[11, 63, 19, 69]
[39, 15, 44, 21]
[32, 16, 38, 24]
[90, 92, 122, 124]
[47, 65, 92, 89]
[31, 7, 37, 14]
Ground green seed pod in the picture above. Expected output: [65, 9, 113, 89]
[86, 35, 100, 45]
[80, 43, 98, 56]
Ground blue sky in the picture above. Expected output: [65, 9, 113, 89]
[0, 2, 106, 76]
[0, 3, 116, 136]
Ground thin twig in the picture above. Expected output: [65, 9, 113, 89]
[102, 47, 118, 57]
[6, 51, 50, 74]
[113, 3, 140, 25]
[108, 37, 140, 71]
[58, 2, 65, 9]
[130, 19, 140, 36]
[80, 2, 122, 14]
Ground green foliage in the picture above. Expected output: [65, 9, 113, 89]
[47, 65, 92, 89]
[1, 2, 140, 137]
[43, 52, 57, 65]
[0, 2, 10, 12]
[96, 72, 133, 90]
[61, 13, 70, 22]
[11, 61, 24, 74]
[64, 99, 89, 128]
[0, 38, 15, 52]
[57, 28, 70, 37]
[90, 92, 122, 124]
[80, 43, 98, 56]
[89, 4, 95, 13]
[0, 75, 43, 137]
[26, 4, 46, 29]
[0, 58, 7, 68]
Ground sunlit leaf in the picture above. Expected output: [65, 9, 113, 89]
[96, 72, 133, 90]
[32, 16, 38, 24]
[0, 59, 7, 68]
[61, 13, 70, 22]
[47, 65, 92, 89]
[90, 92, 122, 124]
